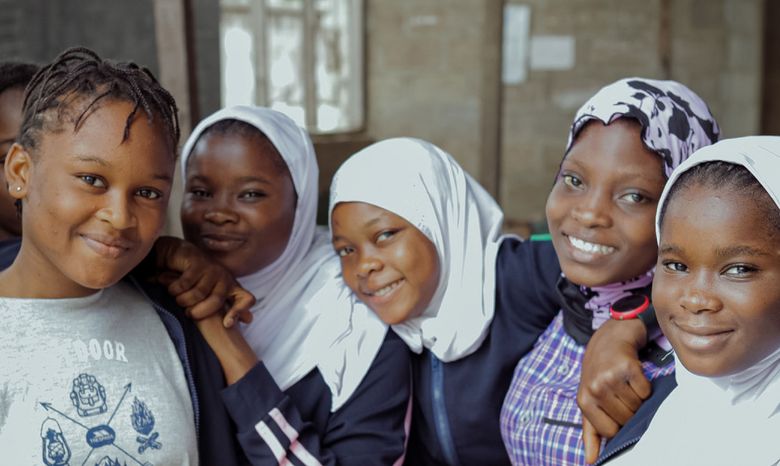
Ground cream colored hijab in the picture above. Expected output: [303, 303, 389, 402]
[329, 137, 505, 362]
[182, 106, 387, 411]
[611, 136, 780, 465]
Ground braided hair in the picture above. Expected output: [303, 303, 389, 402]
[19, 47, 179, 155]
[0, 62, 40, 95]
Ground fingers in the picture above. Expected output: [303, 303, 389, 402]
[225, 288, 256, 325]
[187, 295, 225, 322]
[627, 366, 652, 400]
[167, 264, 207, 297]
[582, 417, 602, 465]
[581, 399, 621, 440]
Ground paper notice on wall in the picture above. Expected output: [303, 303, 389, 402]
[502, 4, 531, 85]
[529, 35, 575, 70]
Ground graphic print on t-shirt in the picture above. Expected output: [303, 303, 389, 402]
[39, 373, 163, 466]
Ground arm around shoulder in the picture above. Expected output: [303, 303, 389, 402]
[220, 329, 412, 466]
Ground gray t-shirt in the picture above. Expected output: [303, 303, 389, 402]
[0, 282, 198, 466]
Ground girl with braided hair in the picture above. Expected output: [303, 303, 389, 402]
[0, 47, 269, 466]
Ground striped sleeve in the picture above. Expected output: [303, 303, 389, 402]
[221, 331, 412, 465]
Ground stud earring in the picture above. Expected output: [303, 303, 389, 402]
[15, 186, 21, 192]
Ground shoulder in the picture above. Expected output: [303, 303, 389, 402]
[497, 235, 559, 275]
[0, 237, 20, 270]
[371, 329, 412, 370]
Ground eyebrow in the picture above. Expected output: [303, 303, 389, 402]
[658, 244, 683, 255]
[72, 155, 110, 167]
[659, 244, 770, 257]
[714, 245, 770, 258]
[563, 158, 665, 184]
[188, 174, 272, 185]
[331, 213, 389, 243]
[73, 155, 171, 182]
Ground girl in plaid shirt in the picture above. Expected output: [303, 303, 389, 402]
[500, 78, 719, 466]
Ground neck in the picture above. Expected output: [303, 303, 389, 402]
[0, 242, 98, 299]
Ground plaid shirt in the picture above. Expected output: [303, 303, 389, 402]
[500, 312, 674, 466]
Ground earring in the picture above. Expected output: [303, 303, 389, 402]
[15, 186, 21, 192]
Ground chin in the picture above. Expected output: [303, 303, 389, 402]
[676, 353, 731, 378]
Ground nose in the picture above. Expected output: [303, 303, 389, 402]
[96, 193, 136, 230]
[204, 209, 239, 225]
[679, 273, 722, 314]
[203, 194, 239, 225]
[570, 190, 612, 228]
[356, 250, 383, 278]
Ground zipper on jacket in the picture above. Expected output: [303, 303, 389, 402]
[130, 277, 201, 437]
[430, 352, 461, 466]
[592, 437, 640, 465]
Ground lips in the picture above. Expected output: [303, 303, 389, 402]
[565, 234, 616, 255]
[199, 232, 246, 252]
[360, 278, 405, 305]
[672, 320, 734, 352]
[81, 233, 134, 259]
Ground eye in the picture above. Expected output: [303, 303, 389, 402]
[662, 260, 687, 273]
[336, 246, 354, 257]
[562, 174, 583, 189]
[376, 230, 398, 243]
[239, 190, 267, 200]
[137, 188, 163, 200]
[620, 192, 648, 204]
[80, 174, 106, 188]
[189, 188, 210, 198]
[723, 264, 757, 278]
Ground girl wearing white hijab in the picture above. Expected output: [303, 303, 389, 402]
[604, 136, 780, 465]
[180, 106, 411, 465]
[329, 137, 564, 465]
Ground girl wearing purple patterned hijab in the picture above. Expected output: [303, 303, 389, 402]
[501, 78, 719, 466]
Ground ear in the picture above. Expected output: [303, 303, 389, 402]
[5, 142, 33, 200]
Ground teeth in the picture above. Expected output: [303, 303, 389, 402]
[372, 280, 402, 297]
[568, 236, 615, 255]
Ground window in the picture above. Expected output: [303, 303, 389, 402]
[220, 0, 364, 134]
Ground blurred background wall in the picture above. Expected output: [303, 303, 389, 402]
[1, 0, 775, 235]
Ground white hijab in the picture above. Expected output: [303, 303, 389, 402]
[328, 138, 505, 362]
[182, 106, 387, 411]
[612, 136, 780, 465]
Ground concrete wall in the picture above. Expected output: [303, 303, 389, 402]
[363, 0, 502, 183]
[0, 0, 766, 230]
[0, 0, 159, 73]
[498, 0, 763, 227]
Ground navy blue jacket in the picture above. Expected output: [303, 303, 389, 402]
[592, 374, 677, 465]
[0, 240, 412, 465]
[405, 237, 562, 466]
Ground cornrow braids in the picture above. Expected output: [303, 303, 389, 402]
[659, 161, 780, 233]
[19, 47, 180, 155]
[0, 62, 40, 94]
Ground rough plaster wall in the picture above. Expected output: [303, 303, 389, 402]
[500, 0, 663, 225]
[670, 0, 763, 138]
[499, 0, 763, 226]
[364, 0, 489, 177]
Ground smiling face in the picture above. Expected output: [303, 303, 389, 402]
[546, 119, 666, 287]
[653, 183, 780, 377]
[331, 202, 440, 325]
[0, 87, 25, 239]
[180, 128, 296, 278]
[4, 99, 174, 298]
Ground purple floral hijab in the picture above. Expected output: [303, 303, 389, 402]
[566, 77, 720, 177]
[560, 78, 720, 338]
